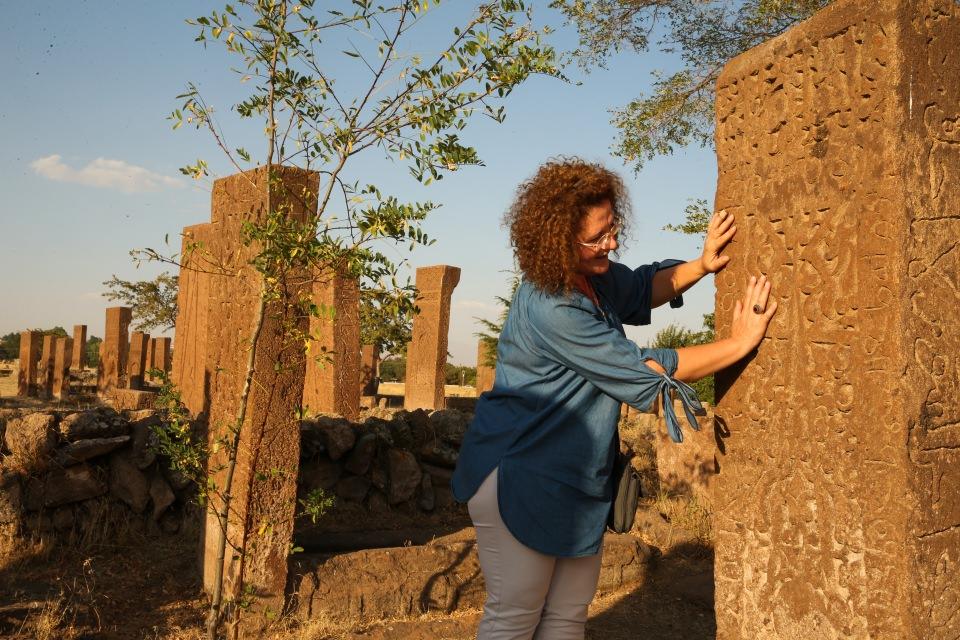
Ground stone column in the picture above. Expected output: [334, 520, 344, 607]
[711, 2, 960, 637]
[144, 338, 155, 382]
[404, 265, 461, 410]
[153, 337, 172, 379]
[71, 324, 87, 371]
[302, 272, 361, 420]
[360, 344, 380, 397]
[17, 330, 42, 397]
[173, 166, 318, 631]
[97, 307, 132, 396]
[128, 331, 150, 390]
[53, 337, 73, 400]
[475, 340, 495, 395]
[39, 335, 56, 398]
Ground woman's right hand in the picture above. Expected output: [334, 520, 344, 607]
[730, 274, 778, 353]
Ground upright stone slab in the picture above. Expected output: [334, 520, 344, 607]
[127, 331, 150, 390]
[475, 340, 495, 395]
[144, 337, 155, 382]
[71, 324, 87, 371]
[175, 166, 319, 629]
[404, 266, 461, 410]
[302, 272, 361, 420]
[53, 337, 72, 399]
[38, 335, 56, 398]
[712, 2, 960, 637]
[97, 307, 132, 396]
[153, 337, 172, 379]
[360, 344, 380, 397]
[17, 330, 42, 397]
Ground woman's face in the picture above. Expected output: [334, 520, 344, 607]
[575, 199, 619, 277]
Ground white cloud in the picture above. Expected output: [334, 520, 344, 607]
[30, 154, 182, 193]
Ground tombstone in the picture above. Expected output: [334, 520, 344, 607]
[17, 330, 42, 396]
[97, 307, 132, 396]
[302, 272, 361, 420]
[71, 324, 87, 371]
[144, 337, 155, 383]
[52, 337, 73, 400]
[153, 337, 172, 380]
[172, 166, 319, 631]
[475, 340, 495, 395]
[404, 265, 461, 410]
[127, 331, 150, 390]
[360, 344, 380, 397]
[39, 335, 56, 398]
[712, 1, 960, 637]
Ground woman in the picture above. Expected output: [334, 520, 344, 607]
[451, 158, 777, 640]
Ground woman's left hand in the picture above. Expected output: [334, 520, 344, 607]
[700, 209, 736, 274]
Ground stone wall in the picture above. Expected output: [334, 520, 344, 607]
[712, 1, 960, 637]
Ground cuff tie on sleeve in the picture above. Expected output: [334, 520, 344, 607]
[657, 375, 705, 443]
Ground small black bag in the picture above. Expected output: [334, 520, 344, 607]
[607, 452, 641, 534]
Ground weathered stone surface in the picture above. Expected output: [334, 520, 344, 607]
[344, 433, 378, 476]
[127, 331, 150, 390]
[71, 325, 87, 371]
[148, 469, 176, 521]
[475, 340, 495, 395]
[3, 413, 57, 471]
[17, 331, 41, 397]
[418, 442, 458, 469]
[97, 306, 132, 396]
[303, 272, 361, 420]
[433, 485, 454, 510]
[51, 506, 74, 531]
[153, 338, 172, 379]
[109, 451, 150, 513]
[55, 435, 130, 466]
[335, 475, 371, 503]
[52, 336, 72, 399]
[417, 473, 434, 512]
[712, 2, 960, 637]
[110, 389, 157, 411]
[294, 533, 652, 623]
[38, 335, 56, 399]
[360, 344, 379, 396]
[420, 462, 453, 487]
[59, 408, 127, 441]
[0, 472, 22, 525]
[188, 167, 318, 628]
[387, 448, 421, 505]
[404, 266, 461, 410]
[24, 464, 106, 510]
[367, 489, 389, 513]
[316, 417, 356, 461]
[129, 411, 160, 469]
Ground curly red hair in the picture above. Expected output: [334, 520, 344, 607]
[505, 158, 630, 294]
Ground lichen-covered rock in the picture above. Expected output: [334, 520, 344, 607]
[3, 412, 58, 472]
[429, 409, 470, 447]
[418, 442, 459, 469]
[0, 472, 23, 525]
[59, 407, 127, 441]
[300, 459, 342, 493]
[109, 451, 150, 513]
[128, 411, 160, 469]
[55, 436, 130, 466]
[417, 473, 435, 512]
[336, 475, 371, 503]
[148, 469, 176, 521]
[387, 448, 422, 505]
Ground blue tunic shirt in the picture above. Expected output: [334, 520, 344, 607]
[451, 260, 703, 557]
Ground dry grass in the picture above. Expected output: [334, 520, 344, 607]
[0, 361, 18, 398]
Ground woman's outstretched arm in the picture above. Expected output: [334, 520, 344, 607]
[645, 274, 777, 382]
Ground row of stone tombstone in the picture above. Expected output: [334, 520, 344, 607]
[16, 319, 172, 402]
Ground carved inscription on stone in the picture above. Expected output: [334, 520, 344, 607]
[712, 1, 960, 638]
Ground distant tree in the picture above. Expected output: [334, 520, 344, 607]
[103, 272, 179, 332]
[445, 363, 477, 386]
[0, 332, 19, 360]
[86, 336, 102, 368]
[474, 271, 521, 367]
[359, 285, 416, 358]
[379, 356, 406, 383]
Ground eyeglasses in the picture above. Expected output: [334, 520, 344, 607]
[577, 224, 620, 251]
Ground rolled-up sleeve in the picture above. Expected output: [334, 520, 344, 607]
[528, 298, 677, 411]
[596, 260, 685, 325]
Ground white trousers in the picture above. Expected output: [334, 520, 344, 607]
[468, 469, 603, 640]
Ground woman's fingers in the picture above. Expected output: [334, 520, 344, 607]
[733, 299, 742, 323]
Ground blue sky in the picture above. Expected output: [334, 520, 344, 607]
[0, 1, 718, 365]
